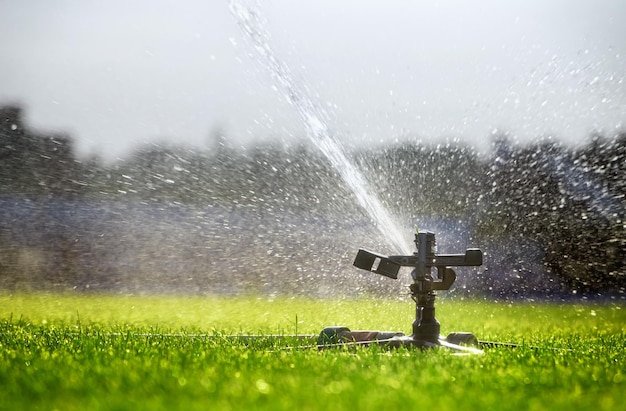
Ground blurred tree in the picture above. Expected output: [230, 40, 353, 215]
[0, 104, 81, 198]
[0, 104, 623, 295]
[476, 134, 625, 296]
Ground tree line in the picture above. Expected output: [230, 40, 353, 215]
[1, 104, 624, 297]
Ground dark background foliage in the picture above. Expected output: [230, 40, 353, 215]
[1, 105, 624, 299]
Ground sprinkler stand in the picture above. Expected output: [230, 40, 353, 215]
[318, 231, 483, 353]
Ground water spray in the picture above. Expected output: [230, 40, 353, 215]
[230, 1, 411, 254]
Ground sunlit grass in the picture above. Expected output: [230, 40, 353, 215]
[1, 292, 624, 411]
[2, 292, 622, 338]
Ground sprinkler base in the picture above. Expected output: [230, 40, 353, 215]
[317, 326, 483, 354]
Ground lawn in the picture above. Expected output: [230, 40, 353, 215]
[1, 293, 624, 410]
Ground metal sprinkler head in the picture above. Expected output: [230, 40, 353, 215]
[318, 230, 485, 353]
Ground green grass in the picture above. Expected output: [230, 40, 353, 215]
[1, 293, 625, 410]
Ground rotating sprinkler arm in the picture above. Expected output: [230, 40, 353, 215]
[353, 232, 483, 285]
[340, 230, 484, 351]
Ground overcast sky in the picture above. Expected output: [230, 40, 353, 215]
[1, 0, 625, 159]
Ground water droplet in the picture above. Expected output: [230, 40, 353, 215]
[255, 379, 270, 394]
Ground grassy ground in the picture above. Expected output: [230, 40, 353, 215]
[1, 293, 624, 410]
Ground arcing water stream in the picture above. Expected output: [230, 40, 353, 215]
[230, 2, 412, 255]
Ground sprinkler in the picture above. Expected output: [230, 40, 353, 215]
[317, 230, 485, 354]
